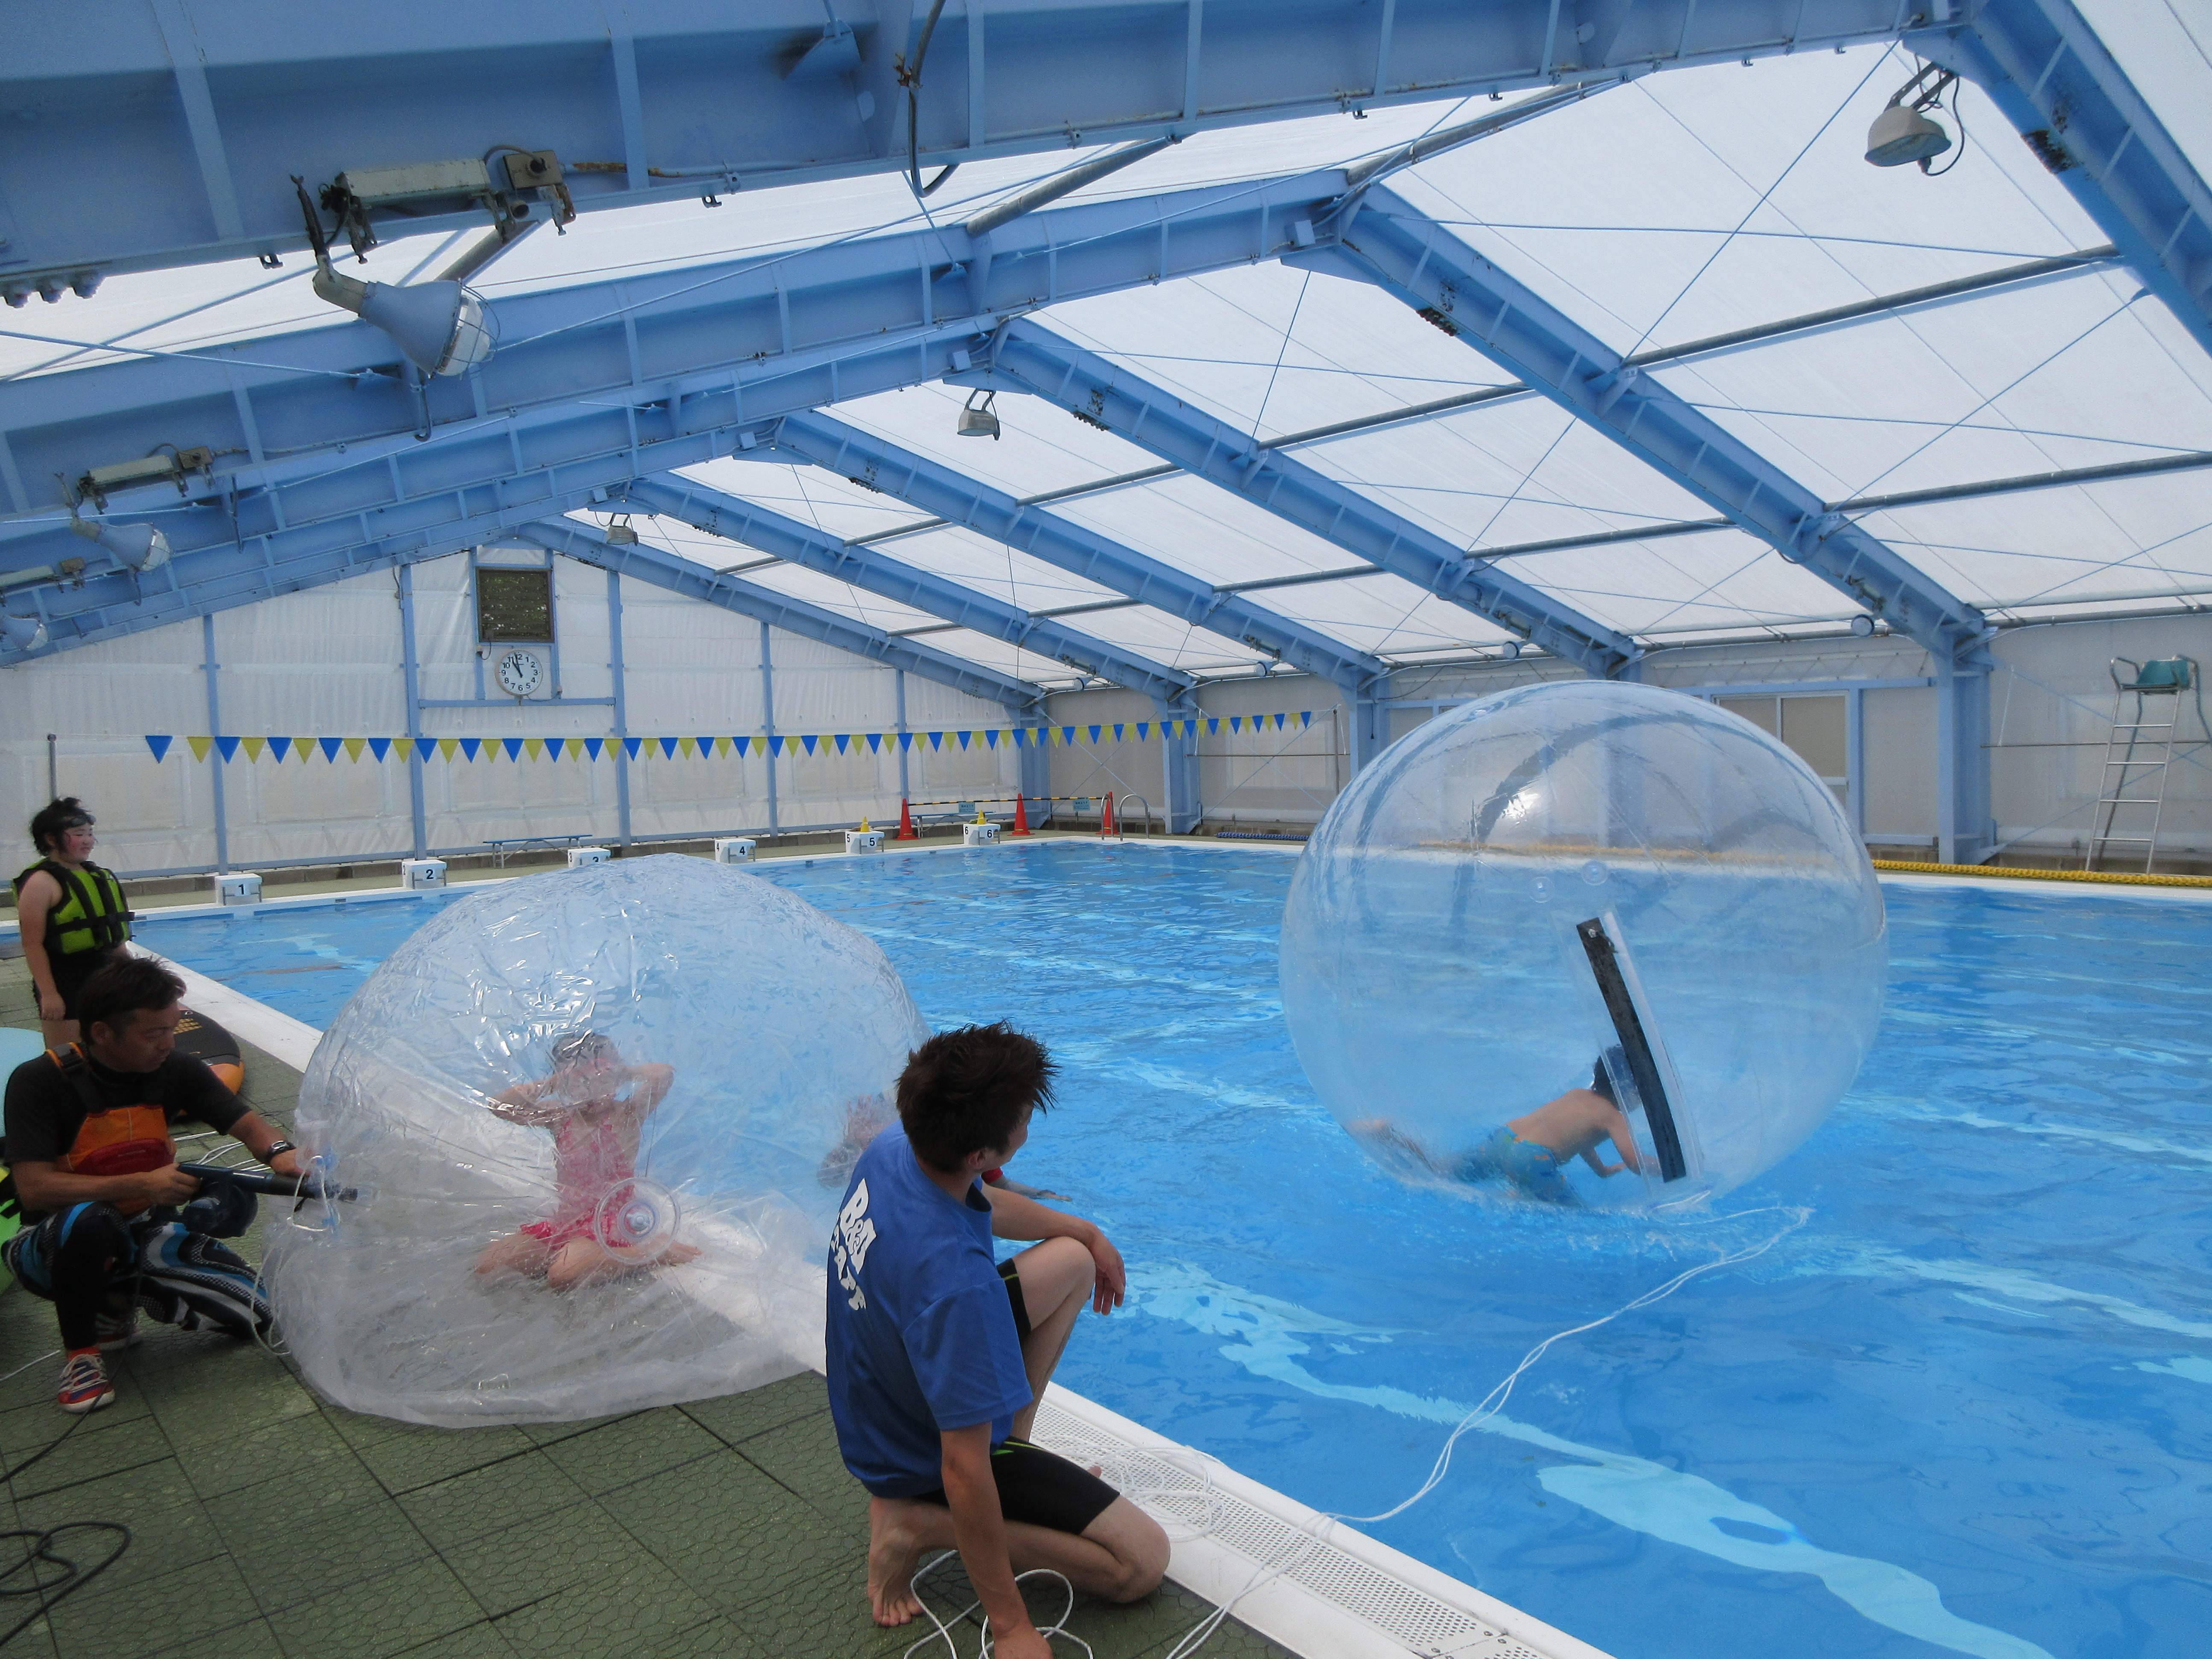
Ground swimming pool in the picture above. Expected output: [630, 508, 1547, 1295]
[138, 845, 2211, 1659]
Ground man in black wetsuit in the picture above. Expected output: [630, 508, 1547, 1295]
[1, 957, 301, 1414]
[13, 797, 133, 1050]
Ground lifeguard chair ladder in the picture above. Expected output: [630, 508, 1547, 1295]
[2085, 657, 2196, 873]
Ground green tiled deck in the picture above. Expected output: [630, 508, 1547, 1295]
[0, 957, 1292, 1659]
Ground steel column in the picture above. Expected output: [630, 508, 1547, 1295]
[760, 621, 779, 835]
[397, 563, 428, 858]
[606, 567, 632, 847]
[201, 611, 229, 871]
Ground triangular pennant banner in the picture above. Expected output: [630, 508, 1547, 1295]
[750, 735, 767, 757]
[500, 738, 522, 761]
[1112, 724, 1126, 742]
[215, 736, 242, 762]
[1273, 712, 1286, 730]
[1135, 722, 1150, 742]
[393, 738, 414, 762]
[898, 733, 914, 752]
[1086, 725, 1102, 745]
[623, 737, 642, 760]
[295, 736, 314, 761]
[344, 738, 367, 762]
[1206, 718, 1220, 736]
[768, 735, 786, 757]
[459, 738, 482, 761]
[565, 739, 583, 760]
[242, 736, 267, 762]
[714, 736, 732, 757]
[524, 739, 544, 761]
[585, 737, 605, 760]
[928, 732, 944, 751]
[1060, 727, 1077, 747]
[984, 729, 998, 750]
[367, 737, 392, 762]
[801, 734, 819, 756]
[835, 733, 850, 755]
[187, 736, 213, 763]
[957, 731, 972, 750]
[1010, 727, 1025, 749]
[144, 735, 174, 763]
[1229, 716, 1243, 734]
[267, 736, 292, 762]
[319, 737, 344, 762]
[867, 733, 883, 754]
[1300, 711, 1313, 728]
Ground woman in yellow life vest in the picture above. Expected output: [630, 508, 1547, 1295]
[14, 797, 132, 1050]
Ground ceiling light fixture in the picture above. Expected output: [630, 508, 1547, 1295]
[958, 389, 1001, 439]
[69, 516, 170, 572]
[1866, 64, 1959, 170]
[293, 178, 493, 377]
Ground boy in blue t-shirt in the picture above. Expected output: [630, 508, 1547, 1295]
[825, 1023, 1168, 1657]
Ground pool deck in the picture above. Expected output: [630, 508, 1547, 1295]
[2, 950, 1310, 1659]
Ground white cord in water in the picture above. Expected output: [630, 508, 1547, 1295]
[1149, 1205, 1813, 1659]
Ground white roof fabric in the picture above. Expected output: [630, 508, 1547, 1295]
[7, 17, 2210, 686]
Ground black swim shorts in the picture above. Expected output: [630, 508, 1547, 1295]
[917, 1439, 1120, 1536]
[998, 1257, 1032, 1338]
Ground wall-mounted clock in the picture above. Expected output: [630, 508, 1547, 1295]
[495, 648, 544, 698]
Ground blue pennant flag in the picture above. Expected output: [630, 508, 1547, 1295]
[984, 729, 999, 749]
[504, 738, 525, 760]
[459, 738, 482, 761]
[319, 737, 344, 761]
[368, 736, 394, 762]
[867, 732, 883, 753]
[622, 736, 642, 760]
[1087, 725, 1102, 745]
[768, 735, 786, 757]
[1135, 722, 1150, 741]
[656, 736, 677, 759]
[835, 733, 851, 754]
[583, 737, 604, 760]
[929, 731, 945, 750]
[899, 733, 915, 751]
[801, 734, 819, 756]
[1300, 711, 1312, 728]
[268, 736, 294, 762]
[957, 731, 972, 750]
[1112, 724, 1126, 742]
[214, 736, 242, 762]
[144, 735, 174, 763]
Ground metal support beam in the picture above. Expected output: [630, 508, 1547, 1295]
[622, 474, 1194, 711]
[1161, 721, 1201, 834]
[760, 620, 779, 836]
[975, 321, 1639, 680]
[1295, 186, 1994, 667]
[607, 566, 632, 847]
[200, 611, 228, 871]
[768, 409, 1390, 699]
[1926, 0, 2212, 362]
[1936, 654, 1994, 865]
[0, 1, 1917, 294]
[397, 563, 428, 858]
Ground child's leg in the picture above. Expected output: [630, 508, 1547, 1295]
[1006, 1236, 1093, 1441]
[865, 1493, 1167, 1626]
[545, 1237, 613, 1291]
[474, 1231, 552, 1278]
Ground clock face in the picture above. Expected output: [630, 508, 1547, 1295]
[495, 649, 543, 697]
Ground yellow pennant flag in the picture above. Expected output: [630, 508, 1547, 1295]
[438, 738, 460, 763]
[241, 736, 267, 762]
[714, 736, 732, 757]
[751, 735, 767, 757]
[343, 738, 367, 762]
[524, 738, 545, 761]
[677, 736, 696, 759]
[294, 737, 314, 762]
[392, 738, 413, 762]
[187, 736, 214, 762]
[561, 738, 579, 760]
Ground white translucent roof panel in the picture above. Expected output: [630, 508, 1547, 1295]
[1499, 530, 1871, 640]
[1385, 47, 2109, 361]
[1656, 270, 2212, 502]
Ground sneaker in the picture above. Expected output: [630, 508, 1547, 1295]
[93, 1294, 141, 1352]
[57, 1351, 116, 1415]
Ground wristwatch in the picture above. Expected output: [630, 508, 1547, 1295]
[262, 1139, 298, 1160]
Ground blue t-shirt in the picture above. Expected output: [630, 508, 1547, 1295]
[824, 1124, 1033, 1496]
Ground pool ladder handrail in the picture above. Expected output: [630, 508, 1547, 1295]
[1117, 792, 1157, 836]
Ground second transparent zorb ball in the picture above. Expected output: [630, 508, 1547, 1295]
[1278, 681, 1885, 1210]
[266, 854, 928, 1423]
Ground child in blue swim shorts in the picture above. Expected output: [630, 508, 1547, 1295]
[1353, 1059, 1643, 1204]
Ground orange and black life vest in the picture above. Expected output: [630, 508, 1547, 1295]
[12, 859, 131, 958]
[50, 1044, 175, 1217]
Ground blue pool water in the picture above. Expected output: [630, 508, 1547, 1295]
[140, 847, 2211, 1659]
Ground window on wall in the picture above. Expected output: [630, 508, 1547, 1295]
[477, 568, 553, 642]
[1717, 694, 1848, 802]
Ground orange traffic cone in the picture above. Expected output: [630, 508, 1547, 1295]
[1012, 793, 1032, 836]
[1100, 793, 1118, 838]
[896, 797, 916, 840]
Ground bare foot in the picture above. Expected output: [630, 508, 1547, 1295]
[658, 1241, 703, 1266]
[867, 1497, 926, 1626]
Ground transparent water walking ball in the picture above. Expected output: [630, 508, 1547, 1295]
[1279, 681, 1885, 1210]
[266, 854, 928, 1423]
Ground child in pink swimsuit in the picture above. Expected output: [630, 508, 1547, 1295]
[473, 1031, 699, 1290]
